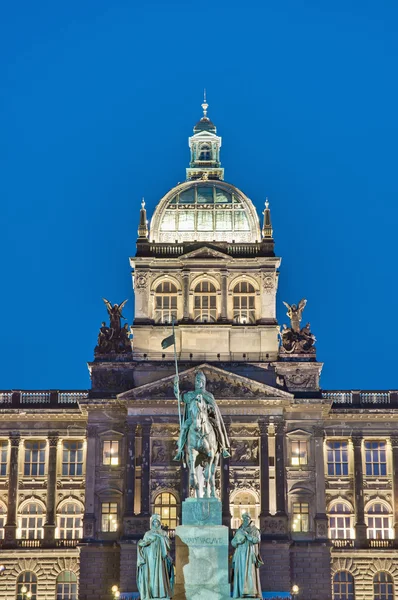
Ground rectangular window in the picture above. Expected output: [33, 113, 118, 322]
[292, 502, 309, 532]
[62, 441, 84, 476]
[0, 441, 8, 476]
[365, 441, 387, 476]
[24, 441, 46, 476]
[103, 441, 119, 466]
[327, 441, 349, 476]
[101, 502, 118, 532]
[291, 440, 308, 466]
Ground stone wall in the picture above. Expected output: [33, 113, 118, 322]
[260, 541, 291, 592]
[79, 545, 120, 600]
[290, 542, 332, 600]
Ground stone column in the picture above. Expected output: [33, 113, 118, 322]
[43, 432, 59, 545]
[140, 424, 151, 516]
[275, 421, 286, 515]
[314, 427, 328, 539]
[352, 435, 367, 544]
[124, 423, 136, 518]
[220, 271, 228, 321]
[182, 272, 190, 322]
[83, 425, 97, 539]
[221, 420, 231, 527]
[4, 433, 20, 545]
[391, 437, 398, 538]
[259, 420, 270, 526]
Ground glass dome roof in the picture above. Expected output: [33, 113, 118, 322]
[149, 181, 261, 244]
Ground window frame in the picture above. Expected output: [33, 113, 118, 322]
[24, 440, 46, 477]
[56, 570, 78, 600]
[16, 571, 37, 600]
[373, 571, 394, 600]
[153, 492, 178, 529]
[19, 501, 45, 540]
[290, 440, 308, 466]
[153, 281, 178, 324]
[102, 440, 120, 467]
[328, 501, 354, 540]
[101, 502, 118, 533]
[291, 501, 309, 533]
[365, 501, 393, 540]
[62, 440, 84, 477]
[327, 441, 349, 477]
[193, 280, 218, 323]
[364, 440, 387, 477]
[0, 440, 8, 476]
[232, 281, 256, 324]
[332, 570, 355, 600]
[57, 501, 83, 540]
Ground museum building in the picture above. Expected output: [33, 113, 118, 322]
[0, 101, 397, 600]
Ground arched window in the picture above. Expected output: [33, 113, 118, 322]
[232, 281, 256, 324]
[16, 571, 37, 600]
[19, 502, 44, 539]
[329, 502, 354, 539]
[57, 502, 83, 539]
[0, 501, 6, 539]
[154, 492, 177, 529]
[199, 143, 211, 161]
[230, 490, 259, 529]
[333, 571, 354, 600]
[374, 571, 394, 600]
[366, 502, 393, 539]
[56, 571, 77, 600]
[194, 281, 217, 322]
[154, 281, 178, 324]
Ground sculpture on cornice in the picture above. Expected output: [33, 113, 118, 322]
[94, 299, 132, 355]
[231, 512, 263, 598]
[280, 299, 316, 354]
[173, 370, 231, 498]
[137, 514, 174, 600]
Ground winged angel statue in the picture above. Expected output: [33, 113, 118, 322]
[281, 298, 316, 354]
[94, 298, 131, 354]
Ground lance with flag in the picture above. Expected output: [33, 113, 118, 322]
[161, 320, 182, 429]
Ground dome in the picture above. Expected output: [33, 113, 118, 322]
[193, 117, 217, 133]
[149, 180, 261, 244]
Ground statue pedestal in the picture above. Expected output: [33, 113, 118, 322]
[174, 499, 230, 600]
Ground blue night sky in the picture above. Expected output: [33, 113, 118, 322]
[1, 1, 397, 391]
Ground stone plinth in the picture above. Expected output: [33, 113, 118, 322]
[175, 498, 230, 600]
[174, 524, 230, 600]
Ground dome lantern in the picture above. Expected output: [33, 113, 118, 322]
[187, 93, 224, 181]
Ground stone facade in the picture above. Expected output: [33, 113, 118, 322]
[1, 104, 397, 600]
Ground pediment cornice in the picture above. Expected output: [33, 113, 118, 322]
[118, 363, 293, 402]
[179, 246, 230, 261]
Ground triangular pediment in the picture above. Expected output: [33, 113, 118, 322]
[180, 246, 230, 260]
[118, 363, 293, 402]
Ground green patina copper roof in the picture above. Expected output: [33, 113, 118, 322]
[193, 117, 217, 133]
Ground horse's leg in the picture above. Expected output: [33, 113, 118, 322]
[210, 436, 220, 498]
[203, 458, 211, 498]
[190, 449, 200, 496]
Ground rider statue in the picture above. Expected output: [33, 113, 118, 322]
[173, 370, 231, 461]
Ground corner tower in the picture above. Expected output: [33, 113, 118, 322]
[130, 100, 280, 361]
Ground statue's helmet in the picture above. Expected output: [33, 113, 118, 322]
[194, 370, 206, 388]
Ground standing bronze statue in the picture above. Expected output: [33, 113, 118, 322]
[137, 514, 174, 600]
[231, 512, 263, 598]
[173, 370, 230, 498]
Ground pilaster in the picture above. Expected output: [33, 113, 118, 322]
[140, 423, 151, 517]
[313, 426, 328, 539]
[259, 419, 270, 530]
[391, 436, 398, 538]
[83, 424, 97, 539]
[352, 435, 367, 545]
[43, 432, 59, 545]
[4, 433, 20, 546]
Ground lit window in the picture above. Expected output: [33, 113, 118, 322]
[374, 571, 394, 600]
[58, 503, 82, 539]
[333, 571, 354, 600]
[231, 490, 259, 529]
[0, 440, 7, 476]
[154, 282, 178, 324]
[365, 441, 387, 476]
[327, 441, 349, 476]
[291, 441, 308, 466]
[24, 441, 46, 476]
[101, 502, 118, 532]
[16, 571, 37, 600]
[292, 502, 309, 532]
[103, 441, 120, 466]
[328, 503, 353, 539]
[0, 502, 6, 539]
[56, 571, 77, 600]
[232, 282, 256, 324]
[19, 503, 44, 539]
[62, 441, 83, 477]
[154, 492, 178, 529]
[193, 281, 217, 322]
[366, 503, 392, 540]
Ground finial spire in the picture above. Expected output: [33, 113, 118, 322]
[201, 89, 208, 118]
[138, 197, 149, 239]
[262, 197, 273, 238]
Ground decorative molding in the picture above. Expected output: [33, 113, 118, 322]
[262, 273, 275, 293]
